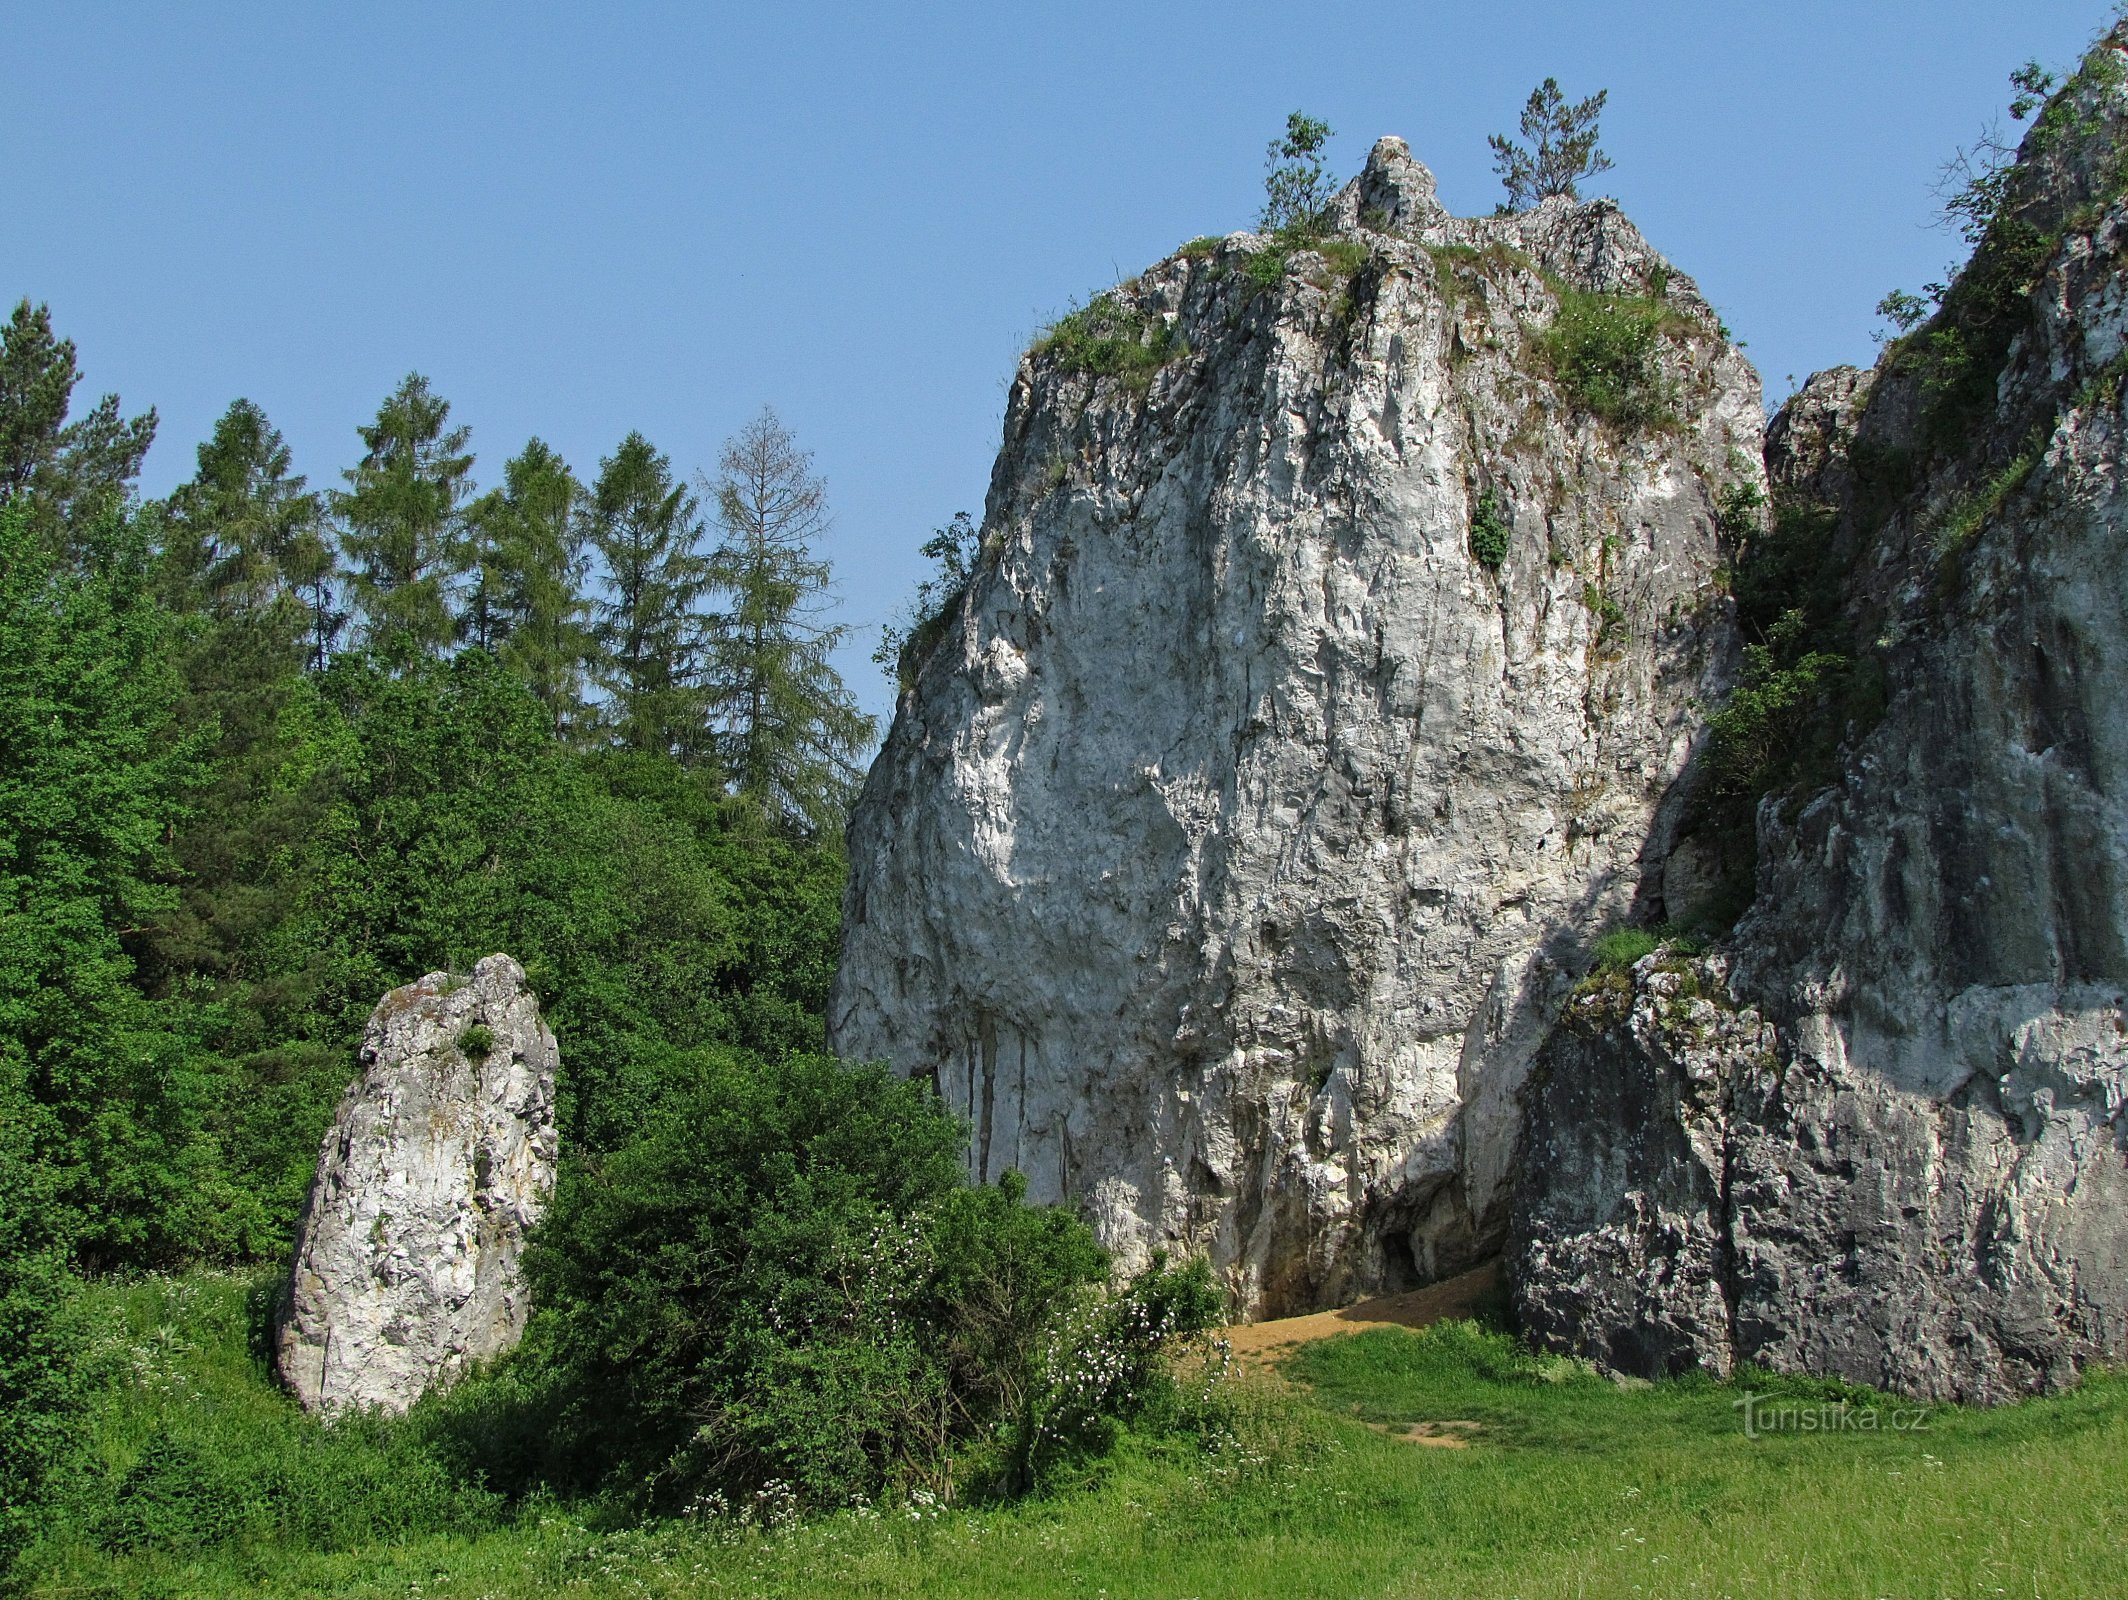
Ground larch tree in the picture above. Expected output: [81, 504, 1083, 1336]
[335, 373, 474, 661]
[701, 408, 875, 833]
[581, 432, 710, 757]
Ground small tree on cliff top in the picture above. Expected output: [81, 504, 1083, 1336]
[1490, 79, 1614, 211]
[1260, 111, 1335, 234]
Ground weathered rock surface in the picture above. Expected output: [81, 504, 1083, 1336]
[1509, 951, 1775, 1380]
[1511, 50, 2128, 1400]
[832, 136, 1761, 1315]
[278, 955, 558, 1414]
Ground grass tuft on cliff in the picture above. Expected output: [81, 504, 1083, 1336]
[1034, 293, 1186, 388]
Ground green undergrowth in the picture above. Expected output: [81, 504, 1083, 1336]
[1033, 292, 1186, 388]
[23, 1273, 2128, 1599]
[1533, 281, 1692, 431]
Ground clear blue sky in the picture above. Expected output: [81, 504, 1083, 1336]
[3, 1, 2104, 725]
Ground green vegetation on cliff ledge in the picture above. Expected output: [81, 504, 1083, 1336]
[1534, 284, 1683, 430]
[1034, 293, 1185, 387]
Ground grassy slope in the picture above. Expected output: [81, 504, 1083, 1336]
[27, 1271, 2125, 1600]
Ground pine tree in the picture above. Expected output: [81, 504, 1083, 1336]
[0, 300, 156, 556]
[701, 409, 876, 832]
[335, 373, 474, 661]
[466, 439, 590, 738]
[1489, 80, 1615, 212]
[582, 432, 710, 756]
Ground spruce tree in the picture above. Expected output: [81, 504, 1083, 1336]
[701, 409, 875, 832]
[466, 438, 590, 738]
[0, 300, 156, 556]
[335, 373, 473, 660]
[141, 402, 323, 1004]
[158, 399, 327, 623]
[582, 432, 710, 756]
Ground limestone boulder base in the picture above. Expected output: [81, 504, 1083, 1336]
[277, 954, 559, 1415]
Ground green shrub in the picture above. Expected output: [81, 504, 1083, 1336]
[1035, 294, 1185, 387]
[499, 1052, 1214, 1511]
[456, 1023, 495, 1059]
[1176, 236, 1223, 260]
[1706, 633, 1852, 799]
[1468, 491, 1511, 568]
[0, 1122, 84, 1592]
[1536, 287, 1677, 429]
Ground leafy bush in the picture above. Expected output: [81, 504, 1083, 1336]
[1035, 294, 1185, 388]
[875, 511, 982, 694]
[1705, 629, 1852, 800]
[497, 1052, 1218, 1511]
[1535, 288, 1676, 429]
[1468, 491, 1511, 569]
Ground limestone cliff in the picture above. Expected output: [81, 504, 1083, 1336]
[832, 138, 1761, 1315]
[278, 955, 559, 1414]
[1510, 43, 2128, 1400]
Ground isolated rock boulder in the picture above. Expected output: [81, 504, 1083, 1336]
[277, 954, 558, 1414]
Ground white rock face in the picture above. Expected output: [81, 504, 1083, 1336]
[832, 138, 1761, 1315]
[278, 954, 559, 1414]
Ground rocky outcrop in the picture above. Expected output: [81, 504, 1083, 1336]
[277, 955, 558, 1415]
[1509, 950, 1774, 1380]
[832, 136, 1761, 1315]
[1510, 43, 2128, 1400]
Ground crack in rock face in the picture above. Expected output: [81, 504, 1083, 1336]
[277, 954, 559, 1414]
[831, 137, 1760, 1317]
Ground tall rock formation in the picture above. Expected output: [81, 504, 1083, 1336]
[832, 138, 1761, 1315]
[278, 955, 559, 1414]
[1511, 41, 2128, 1400]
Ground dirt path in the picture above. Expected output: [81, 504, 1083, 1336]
[1219, 1260, 1503, 1447]
[1221, 1259, 1501, 1370]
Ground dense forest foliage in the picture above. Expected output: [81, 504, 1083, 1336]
[0, 304, 1219, 1586]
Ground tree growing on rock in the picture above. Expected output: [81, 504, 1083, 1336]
[1489, 79, 1614, 211]
[1259, 111, 1335, 235]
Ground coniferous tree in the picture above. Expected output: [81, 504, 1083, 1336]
[335, 374, 473, 660]
[142, 403, 323, 1003]
[1489, 79, 1615, 212]
[701, 409, 875, 832]
[158, 399, 327, 623]
[465, 439, 589, 738]
[0, 300, 156, 556]
[582, 432, 710, 756]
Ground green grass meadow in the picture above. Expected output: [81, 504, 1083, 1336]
[23, 1270, 2124, 1600]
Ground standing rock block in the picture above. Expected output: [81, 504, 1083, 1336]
[277, 954, 559, 1414]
